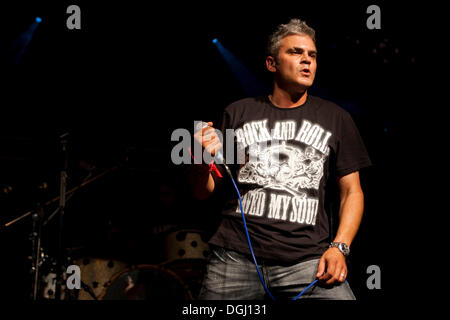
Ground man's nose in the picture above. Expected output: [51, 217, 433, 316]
[300, 54, 312, 64]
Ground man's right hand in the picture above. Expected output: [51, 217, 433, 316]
[193, 122, 222, 158]
[189, 122, 222, 199]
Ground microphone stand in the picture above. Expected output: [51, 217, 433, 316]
[1, 166, 119, 230]
[54, 132, 69, 301]
[1, 142, 121, 300]
[30, 205, 44, 300]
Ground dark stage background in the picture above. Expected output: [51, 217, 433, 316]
[0, 0, 430, 302]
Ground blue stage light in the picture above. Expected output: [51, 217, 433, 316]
[213, 39, 270, 96]
[10, 16, 42, 64]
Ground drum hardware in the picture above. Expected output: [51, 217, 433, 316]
[41, 266, 67, 300]
[1, 132, 202, 300]
[161, 259, 206, 300]
[98, 264, 193, 300]
[0, 133, 71, 300]
[163, 229, 210, 263]
[80, 281, 98, 300]
[162, 229, 210, 299]
[72, 257, 129, 300]
[30, 205, 44, 300]
[53, 131, 69, 300]
[38, 253, 98, 300]
[0, 149, 121, 300]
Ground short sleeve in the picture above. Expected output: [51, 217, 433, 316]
[335, 111, 372, 177]
[218, 110, 231, 137]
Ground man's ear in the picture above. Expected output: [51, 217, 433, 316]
[266, 56, 277, 73]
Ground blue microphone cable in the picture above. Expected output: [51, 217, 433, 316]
[222, 162, 318, 300]
[196, 121, 318, 299]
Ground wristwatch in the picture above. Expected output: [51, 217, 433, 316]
[329, 242, 350, 257]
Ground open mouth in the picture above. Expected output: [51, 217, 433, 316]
[300, 68, 310, 76]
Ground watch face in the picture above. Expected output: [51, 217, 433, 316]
[330, 242, 350, 256]
[338, 243, 350, 255]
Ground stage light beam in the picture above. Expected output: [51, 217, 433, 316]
[6, 17, 43, 64]
[213, 39, 270, 97]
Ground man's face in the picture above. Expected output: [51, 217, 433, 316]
[269, 34, 317, 91]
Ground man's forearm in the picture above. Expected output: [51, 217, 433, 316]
[333, 190, 364, 247]
[187, 165, 216, 200]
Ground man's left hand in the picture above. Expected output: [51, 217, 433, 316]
[316, 247, 347, 285]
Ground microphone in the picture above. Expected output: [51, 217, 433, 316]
[195, 121, 224, 163]
[195, 121, 233, 179]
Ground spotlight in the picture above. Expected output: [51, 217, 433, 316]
[213, 39, 270, 96]
[9, 16, 42, 64]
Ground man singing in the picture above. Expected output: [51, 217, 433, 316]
[188, 19, 371, 300]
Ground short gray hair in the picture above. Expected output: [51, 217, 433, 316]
[266, 19, 316, 59]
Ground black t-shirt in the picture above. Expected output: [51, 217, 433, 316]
[208, 94, 371, 264]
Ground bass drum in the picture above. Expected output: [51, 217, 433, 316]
[99, 264, 193, 300]
[72, 257, 129, 300]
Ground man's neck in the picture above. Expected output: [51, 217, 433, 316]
[269, 85, 308, 108]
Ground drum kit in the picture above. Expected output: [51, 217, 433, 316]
[27, 229, 210, 301]
[0, 134, 211, 301]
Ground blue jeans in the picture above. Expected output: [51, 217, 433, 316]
[199, 246, 356, 300]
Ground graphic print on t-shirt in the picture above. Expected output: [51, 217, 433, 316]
[235, 119, 332, 226]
